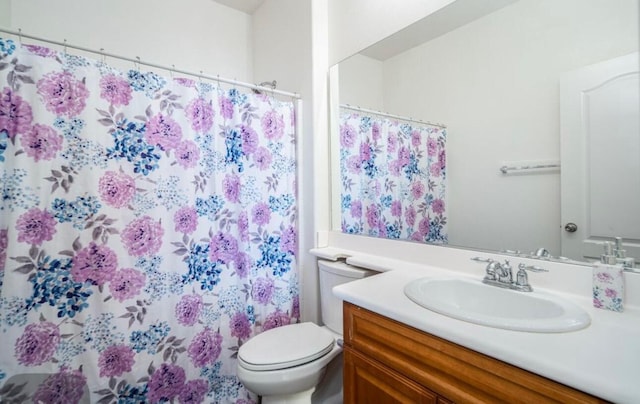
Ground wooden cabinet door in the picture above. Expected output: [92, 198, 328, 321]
[344, 347, 437, 404]
[343, 302, 607, 404]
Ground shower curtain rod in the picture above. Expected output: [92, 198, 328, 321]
[340, 103, 446, 129]
[0, 27, 301, 99]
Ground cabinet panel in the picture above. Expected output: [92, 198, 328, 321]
[344, 302, 606, 404]
[344, 347, 437, 404]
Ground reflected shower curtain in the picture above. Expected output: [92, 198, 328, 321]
[340, 110, 447, 243]
[0, 38, 298, 403]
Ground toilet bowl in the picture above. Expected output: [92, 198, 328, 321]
[236, 260, 375, 404]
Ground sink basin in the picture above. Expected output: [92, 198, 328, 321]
[404, 277, 591, 332]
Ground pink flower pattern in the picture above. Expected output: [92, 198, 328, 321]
[99, 170, 136, 208]
[208, 232, 238, 264]
[237, 211, 249, 242]
[253, 146, 272, 170]
[261, 110, 285, 140]
[32, 367, 86, 404]
[99, 74, 132, 106]
[16, 208, 57, 245]
[24, 44, 57, 58]
[20, 124, 63, 161]
[188, 328, 222, 367]
[98, 344, 136, 377]
[36, 71, 89, 117]
[71, 242, 118, 286]
[234, 252, 251, 278]
[223, 173, 241, 203]
[341, 123, 356, 148]
[251, 202, 271, 226]
[240, 125, 259, 155]
[219, 96, 234, 119]
[280, 226, 297, 255]
[262, 309, 291, 331]
[145, 113, 183, 151]
[230, 311, 252, 340]
[179, 379, 209, 404]
[185, 97, 214, 133]
[0, 228, 7, 271]
[15, 321, 60, 366]
[109, 268, 146, 301]
[121, 216, 164, 257]
[175, 294, 203, 326]
[174, 140, 200, 168]
[0, 86, 32, 138]
[251, 277, 275, 305]
[147, 363, 186, 403]
[174, 206, 198, 234]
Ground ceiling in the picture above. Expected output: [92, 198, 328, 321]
[213, 0, 265, 14]
[360, 0, 517, 60]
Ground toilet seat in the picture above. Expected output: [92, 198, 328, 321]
[238, 322, 335, 371]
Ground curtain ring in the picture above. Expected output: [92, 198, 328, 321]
[170, 64, 176, 79]
[135, 56, 141, 72]
[197, 70, 204, 92]
[63, 39, 68, 55]
[100, 48, 106, 64]
[17, 28, 22, 44]
[216, 74, 222, 94]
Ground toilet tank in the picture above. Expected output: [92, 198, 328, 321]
[318, 260, 376, 335]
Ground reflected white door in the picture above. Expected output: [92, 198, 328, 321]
[560, 53, 640, 262]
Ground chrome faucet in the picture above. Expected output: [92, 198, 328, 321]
[533, 247, 551, 258]
[495, 259, 513, 284]
[471, 257, 548, 292]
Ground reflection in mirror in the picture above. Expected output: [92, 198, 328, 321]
[330, 0, 639, 267]
[339, 105, 448, 243]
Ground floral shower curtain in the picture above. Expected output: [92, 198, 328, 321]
[0, 37, 298, 403]
[340, 109, 447, 243]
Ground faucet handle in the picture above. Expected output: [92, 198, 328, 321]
[471, 257, 493, 263]
[514, 263, 548, 292]
[517, 263, 548, 273]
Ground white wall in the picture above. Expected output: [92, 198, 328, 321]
[5, 0, 252, 80]
[380, 0, 638, 255]
[327, 0, 455, 65]
[0, 1, 10, 28]
[338, 54, 384, 110]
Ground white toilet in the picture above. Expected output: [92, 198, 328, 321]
[237, 260, 375, 404]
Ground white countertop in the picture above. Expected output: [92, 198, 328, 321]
[332, 263, 640, 403]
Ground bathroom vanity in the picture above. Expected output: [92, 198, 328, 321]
[343, 302, 604, 403]
[325, 247, 640, 404]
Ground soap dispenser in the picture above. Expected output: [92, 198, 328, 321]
[613, 237, 636, 270]
[592, 242, 624, 312]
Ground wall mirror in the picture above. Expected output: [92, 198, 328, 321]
[329, 0, 639, 267]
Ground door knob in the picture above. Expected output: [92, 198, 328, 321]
[564, 223, 578, 233]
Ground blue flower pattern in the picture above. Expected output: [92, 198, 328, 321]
[26, 256, 93, 318]
[183, 243, 223, 291]
[256, 235, 292, 277]
[107, 120, 161, 175]
[51, 196, 102, 229]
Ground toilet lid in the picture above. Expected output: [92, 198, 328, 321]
[238, 322, 335, 371]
